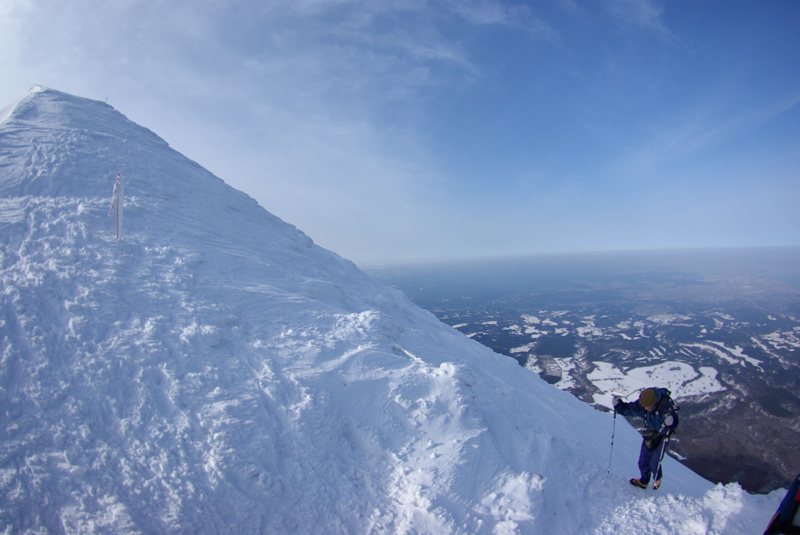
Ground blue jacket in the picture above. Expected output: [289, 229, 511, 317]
[615, 388, 679, 436]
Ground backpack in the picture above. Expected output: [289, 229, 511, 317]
[655, 388, 679, 431]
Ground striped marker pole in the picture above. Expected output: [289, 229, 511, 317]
[108, 173, 123, 239]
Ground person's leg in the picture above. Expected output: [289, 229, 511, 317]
[638, 441, 654, 484]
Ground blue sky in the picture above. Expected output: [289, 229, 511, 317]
[2, 0, 798, 265]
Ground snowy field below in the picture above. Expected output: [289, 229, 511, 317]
[589, 361, 726, 409]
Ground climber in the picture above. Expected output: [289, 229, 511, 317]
[614, 388, 679, 490]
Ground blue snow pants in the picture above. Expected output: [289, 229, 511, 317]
[638, 438, 664, 484]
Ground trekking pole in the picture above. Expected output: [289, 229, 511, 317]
[653, 430, 671, 490]
[607, 407, 617, 473]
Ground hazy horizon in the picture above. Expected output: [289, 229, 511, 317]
[366, 244, 800, 291]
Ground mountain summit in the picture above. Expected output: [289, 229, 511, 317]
[0, 87, 779, 533]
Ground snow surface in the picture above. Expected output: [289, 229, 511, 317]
[0, 87, 783, 533]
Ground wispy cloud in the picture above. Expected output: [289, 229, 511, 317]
[606, 0, 664, 26]
[602, 0, 678, 44]
[3, 0, 797, 262]
[621, 88, 800, 178]
[448, 0, 556, 39]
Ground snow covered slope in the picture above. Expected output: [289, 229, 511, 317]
[0, 87, 781, 533]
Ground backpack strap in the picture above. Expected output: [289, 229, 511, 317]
[657, 388, 679, 412]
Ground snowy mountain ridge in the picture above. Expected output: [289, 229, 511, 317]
[0, 87, 780, 533]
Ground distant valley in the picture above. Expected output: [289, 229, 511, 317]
[367, 247, 800, 493]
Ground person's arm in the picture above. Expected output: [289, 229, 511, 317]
[613, 397, 644, 418]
